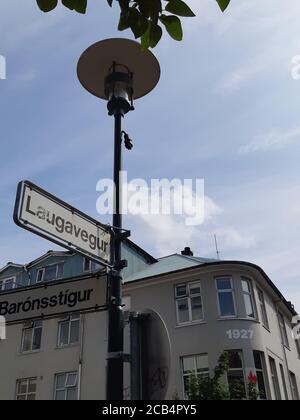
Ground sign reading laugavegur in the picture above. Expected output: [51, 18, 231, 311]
[0, 276, 107, 324]
[14, 181, 113, 266]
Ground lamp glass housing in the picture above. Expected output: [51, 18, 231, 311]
[105, 63, 134, 114]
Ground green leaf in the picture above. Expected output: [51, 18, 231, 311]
[62, 0, 87, 13]
[107, 0, 113, 6]
[149, 22, 163, 48]
[128, 8, 148, 39]
[36, 0, 58, 12]
[165, 0, 195, 17]
[149, 0, 162, 24]
[141, 23, 151, 50]
[216, 0, 230, 12]
[160, 14, 183, 41]
[136, 0, 151, 18]
[118, 13, 130, 31]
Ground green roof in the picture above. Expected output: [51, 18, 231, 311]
[124, 253, 218, 283]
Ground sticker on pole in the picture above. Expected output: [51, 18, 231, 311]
[14, 180, 113, 267]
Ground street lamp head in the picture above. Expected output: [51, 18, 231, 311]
[77, 38, 160, 115]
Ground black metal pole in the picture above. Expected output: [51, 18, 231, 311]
[106, 105, 125, 400]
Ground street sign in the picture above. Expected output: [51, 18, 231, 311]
[0, 275, 107, 324]
[14, 180, 113, 267]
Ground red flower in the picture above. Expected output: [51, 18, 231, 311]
[248, 371, 257, 384]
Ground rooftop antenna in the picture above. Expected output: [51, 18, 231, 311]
[214, 234, 220, 260]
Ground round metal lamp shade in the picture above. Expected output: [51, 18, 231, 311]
[77, 38, 160, 100]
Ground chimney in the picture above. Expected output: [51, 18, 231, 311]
[181, 247, 193, 256]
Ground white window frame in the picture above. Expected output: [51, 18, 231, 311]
[36, 262, 64, 283]
[215, 277, 237, 318]
[57, 314, 81, 347]
[226, 350, 247, 399]
[21, 320, 43, 353]
[279, 363, 289, 400]
[181, 354, 209, 398]
[257, 287, 269, 329]
[289, 371, 299, 400]
[175, 281, 204, 325]
[278, 312, 289, 348]
[54, 372, 78, 400]
[83, 257, 98, 273]
[15, 377, 37, 400]
[269, 356, 281, 400]
[0, 277, 17, 291]
[241, 277, 256, 319]
[253, 350, 268, 400]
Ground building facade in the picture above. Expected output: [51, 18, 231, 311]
[0, 243, 299, 400]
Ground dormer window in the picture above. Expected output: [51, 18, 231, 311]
[36, 263, 64, 283]
[0, 277, 16, 291]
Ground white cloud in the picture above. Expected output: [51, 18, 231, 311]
[239, 127, 300, 154]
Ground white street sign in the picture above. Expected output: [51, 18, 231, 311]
[0, 275, 107, 324]
[14, 181, 113, 267]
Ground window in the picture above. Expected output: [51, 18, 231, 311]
[278, 312, 289, 348]
[54, 372, 78, 400]
[181, 354, 209, 398]
[253, 351, 267, 400]
[83, 257, 99, 272]
[279, 364, 288, 400]
[227, 351, 246, 399]
[289, 371, 299, 400]
[269, 357, 281, 400]
[257, 288, 269, 329]
[216, 277, 236, 318]
[58, 315, 80, 347]
[0, 277, 16, 291]
[241, 278, 255, 318]
[296, 339, 300, 359]
[175, 282, 204, 324]
[21, 320, 42, 352]
[36, 263, 64, 283]
[16, 378, 37, 400]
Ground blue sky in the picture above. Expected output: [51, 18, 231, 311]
[1, 1, 300, 309]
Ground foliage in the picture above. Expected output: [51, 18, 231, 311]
[248, 382, 259, 400]
[36, 0, 231, 49]
[187, 351, 230, 400]
[187, 352, 260, 400]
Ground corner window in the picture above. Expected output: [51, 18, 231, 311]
[216, 277, 236, 318]
[54, 372, 78, 400]
[0, 277, 16, 291]
[181, 354, 209, 398]
[241, 278, 255, 319]
[16, 378, 37, 400]
[58, 315, 80, 347]
[21, 320, 42, 352]
[175, 282, 204, 324]
[278, 312, 289, 348]
[36, 263, 64, 283]
[257, 288, 269, 329]
[227, 351, 246, 399]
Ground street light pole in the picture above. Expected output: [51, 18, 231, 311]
[77, 38, 160, 401]
[106, 103, 125, 400]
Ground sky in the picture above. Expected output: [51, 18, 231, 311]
[1, 0, 300, 310]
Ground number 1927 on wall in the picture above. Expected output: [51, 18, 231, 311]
[226, 329, 254, 340]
